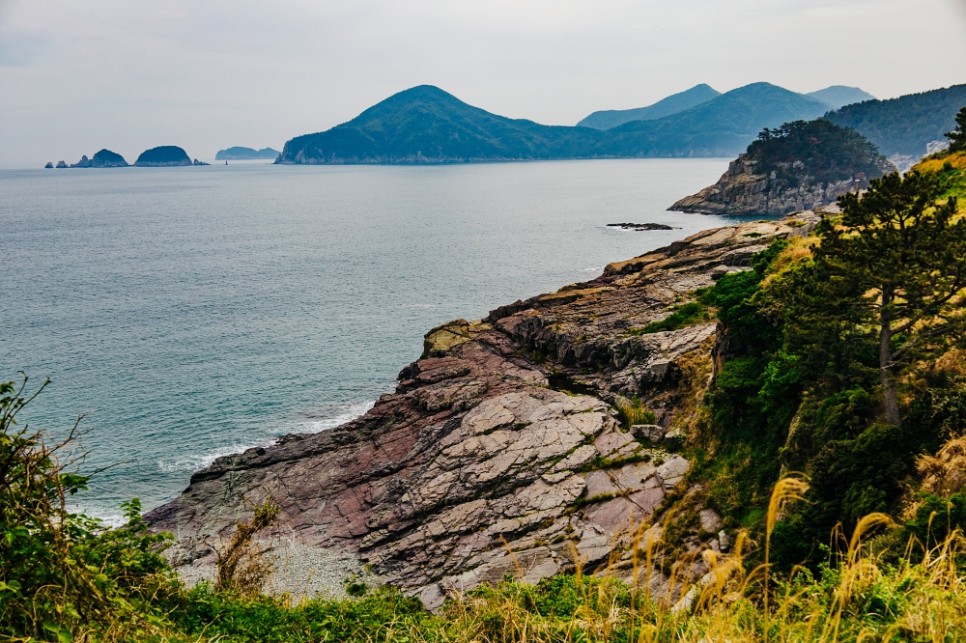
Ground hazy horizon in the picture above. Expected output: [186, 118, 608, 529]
[1, 0, 964, 168]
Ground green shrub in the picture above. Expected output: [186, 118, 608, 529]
[633, 300, 711, 334]
[0, 376, 177, 641]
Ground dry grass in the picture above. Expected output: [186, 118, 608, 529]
[760, 235, 815, 288]
[387, 474, 966, 643]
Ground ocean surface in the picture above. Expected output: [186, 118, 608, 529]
[0, 159, 747, 523]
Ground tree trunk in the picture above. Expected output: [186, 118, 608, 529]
[878, 289, 901, 427]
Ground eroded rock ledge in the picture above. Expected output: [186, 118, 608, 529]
[146, 212, 819, 607]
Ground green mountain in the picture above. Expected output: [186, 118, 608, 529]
[277, 85, 607, 164]
[825, 84, 966, 159]
[215, 146, 280, 161]
[277, 83, 838, 164]
[606, 82, 831, 157]
[806, 85, 875, 109]
[576, 83, 721, 130]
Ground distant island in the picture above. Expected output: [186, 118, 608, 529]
[91, 149, 129, 168]
[45, 148, 129, 169]
[134, 146, 193, 167]
[215, 146, 280, 161]
[46, 146, 209, 169]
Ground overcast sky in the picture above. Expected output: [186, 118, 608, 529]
[1, 0, 964, 167]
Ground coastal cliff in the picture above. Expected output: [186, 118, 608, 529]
[669, 155, 863, 216]
[670, 119, 894, 216]
[147, 212, 819, 606]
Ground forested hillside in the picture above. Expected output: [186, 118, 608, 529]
[826, 84, 966, 160]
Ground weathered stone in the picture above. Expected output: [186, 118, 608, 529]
[631, 424, 666, 443]
[670, 153, 893, 217]
[656, 455, 690, 490]
[699, 509, 723, 533]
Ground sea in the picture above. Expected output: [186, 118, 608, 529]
[0, 158, 745, 524]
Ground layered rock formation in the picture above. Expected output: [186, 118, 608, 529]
[670, 119, 894, 216]
[669, 155, 865, 216]
[147, 213, 819, 606]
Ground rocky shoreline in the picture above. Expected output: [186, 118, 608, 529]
[669, 155, 863, 216]
[146, 211, 820, 606]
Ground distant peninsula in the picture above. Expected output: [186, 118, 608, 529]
[276, 83, 966, 166]
[215, 146, 280, 161]
[276, 82, 834, 164]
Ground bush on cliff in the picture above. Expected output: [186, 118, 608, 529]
[749, 119, 893, 186]
[0, 376, 176, 640]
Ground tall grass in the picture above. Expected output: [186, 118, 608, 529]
[396, 515, 965, 643]
[149, 474, 966, 641]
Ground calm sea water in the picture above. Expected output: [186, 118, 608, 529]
[0, 159, 742, 522]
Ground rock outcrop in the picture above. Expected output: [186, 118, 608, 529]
[147, 213, 820, 607]
[670, 119, 894, 217]
[669, 155, 866, 216]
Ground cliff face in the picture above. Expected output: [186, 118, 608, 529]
[669, 120, 894, 217]
[669, 155, 864, 216]
[147, 213, 819, 606]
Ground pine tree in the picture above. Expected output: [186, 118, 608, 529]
[947, 105, 966, 152]
[811, 171, 965, 426]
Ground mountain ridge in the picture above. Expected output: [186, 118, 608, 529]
[277, 82, 840, 164]
[576, 83, 721, 130]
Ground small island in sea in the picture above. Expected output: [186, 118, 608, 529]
[134, 146, 193, 167]
[45, 146, 210, 169]
[46, 148, 129, 168]
[215, 146, 280, 161]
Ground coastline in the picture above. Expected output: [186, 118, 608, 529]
[147, 210, 820, 605]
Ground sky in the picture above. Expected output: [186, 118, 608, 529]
[1, 0, 964, 168]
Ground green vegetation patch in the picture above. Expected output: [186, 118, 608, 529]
[632, 301, 711, 335]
